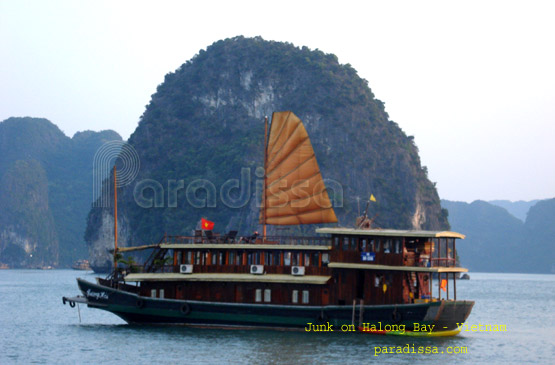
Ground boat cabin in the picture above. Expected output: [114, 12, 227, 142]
[117, 228, 467, 308]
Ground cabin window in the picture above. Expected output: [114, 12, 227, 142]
[151, 289, 156, 298]
[264, 289, 271, 303]
[211, 252, 217, 265]
[361, 239, 367, 251]
[229, 251, 235, 265]
[247, 252, 253, 265]
[273, 251, 280, 266]
[177, 251, 182, 265]
[384, 240, 392, 253]
[312, 252, 319, 266]
[304, 253, 310, 266]
[343, 237, 349, 250]
[369, 239, 375, 252]
[194, 251, 201, 265]
[218, 251, 224, 265]
[350, 237, 357, 250]
[159, 289, 165, 299]
[264, 252, 271, 266]
[204, 252, 209, 264]
[302, 290, 309, 304]
[292, 290, 299, 303]
[394, 239, 401, 254]
[255, 289, 262, 303]
[334, 236, 340, 248]
[184, 251, 192, 264]
[236, 251, 243, 265]
[284, 252, 291, 266]
[322, 253, 329, 265]
[254, 252, 261, 265]
[375, 240, 382, 253]
[292, 252, 298, 266]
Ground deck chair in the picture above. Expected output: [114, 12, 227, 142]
[221, 230, 238, 243]
[204, 230, 214, 243]
[194, 230, 202, 243]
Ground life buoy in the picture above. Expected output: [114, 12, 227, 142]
[180, 303, 191, 315]
[391, 309, 402, 323]
[69, 301, 75, 308]
[136, 299, 145, 308]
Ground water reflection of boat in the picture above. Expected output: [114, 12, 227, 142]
[72, 259, 91, 271]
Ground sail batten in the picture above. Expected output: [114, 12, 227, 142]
[260, 111, 338, 226]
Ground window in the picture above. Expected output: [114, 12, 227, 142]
[284, 252, 291, 266]
[302, 290, 309, 304]
[211, 252, 217, 265]
[292, 290, 299, 303]
[151, 289, 156, 298]
[304, 253, 310, 266]
[394, 239, 401, 254]
[254, 252, 261, 265]
[247, 252, 253, 265]
[255, 289, 262, 303]
[334, 236, 340, 248]
[350, 237, 357, 250]
[312, 252, 319, 266]
[195, 251, 201, 265]
[361, 239, 367, 251]
[384, 240, 391, 253]
[185, 251, 192, 264]
[229, 251, 235, 265]
[343, 237, 349, 250]
[218, 251, 224, 265]
[292, 252, 300, 266]
[273, 251, 280, 266]
[159, 289, 165, 299]
[369, 239, 375, 252]
[265, 252, 271, 266]
[322, 253, 329, 265]
[264, 289, 271, 303]
[236, 251, 243, 265]
[177, 251, 182, 265]
[375, 240, 382, 253]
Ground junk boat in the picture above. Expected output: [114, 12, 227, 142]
[63, 111, 473, 335]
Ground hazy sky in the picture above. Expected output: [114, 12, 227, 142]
[1, 0, 554, 202]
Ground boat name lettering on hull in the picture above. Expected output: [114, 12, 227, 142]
[86, 289, 109, 300]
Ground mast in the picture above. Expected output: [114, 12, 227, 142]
[262, 115, 269, 241]
[113, 165, 118, 269]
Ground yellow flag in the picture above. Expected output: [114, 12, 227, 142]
[382, 283, 387, 293]
[370, 194, 376, 202]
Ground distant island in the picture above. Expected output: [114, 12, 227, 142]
[442, 199, 554, 274]
[0, 117, 121, 268]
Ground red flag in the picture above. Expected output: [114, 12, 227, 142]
[201, 218, 214, 230]
[440, 279, 447, 292]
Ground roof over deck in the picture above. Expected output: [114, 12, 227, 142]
[315, 228, 465, 239]
[124, 273, 331, 285]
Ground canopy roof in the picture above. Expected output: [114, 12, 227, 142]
[316, 228, 465, 239]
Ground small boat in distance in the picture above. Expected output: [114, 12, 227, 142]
[72, 259, 91, 271]
[63, 111, 473, 335]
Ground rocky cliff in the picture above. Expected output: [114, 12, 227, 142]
[85, 36, 449, 268]
[0, 117, 121, 267]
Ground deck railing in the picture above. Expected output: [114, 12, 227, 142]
[162, 235, 331, 246]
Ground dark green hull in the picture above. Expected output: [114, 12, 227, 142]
[76, 278, 473, 332]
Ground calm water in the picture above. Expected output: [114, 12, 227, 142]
[1, 270, 553, 364]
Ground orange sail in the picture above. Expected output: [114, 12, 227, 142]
[260, 111, 338, 225]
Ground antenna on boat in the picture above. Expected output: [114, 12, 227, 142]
[113, 165, 118, 269]
[262, 115, 269, 242]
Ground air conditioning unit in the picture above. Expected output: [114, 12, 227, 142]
[250, 265, 264, 275]
[179, 264, 193, 274]
[291, 266, 305, 276]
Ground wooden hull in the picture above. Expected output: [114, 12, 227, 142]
[76, 278, 473, 335]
